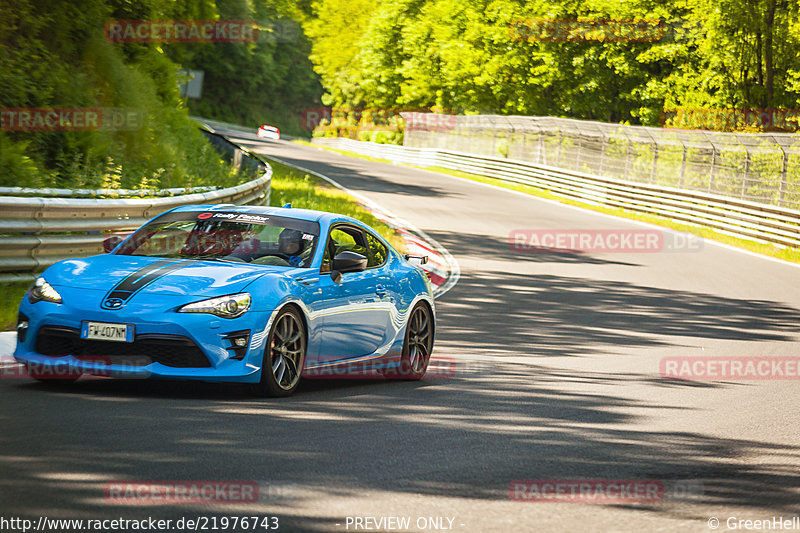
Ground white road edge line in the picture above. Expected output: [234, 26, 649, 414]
[263, 155, 461, 298]
[1, 331, 17, 358]
[312, 143, 800, 271]
[431, 168, 800, 270]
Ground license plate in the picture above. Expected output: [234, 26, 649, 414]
[81, 321, 134, 343]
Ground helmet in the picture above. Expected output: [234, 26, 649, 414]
[278, 228, 304, 255]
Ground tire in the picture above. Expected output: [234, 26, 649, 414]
[392, 302, 434, 380]
[254, 306, 306, 397]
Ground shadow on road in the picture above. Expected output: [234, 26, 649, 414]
[435, 274, 800, 358]
[253, 148, 457, 200]
[3, 140, 799, 530]
[1, 360, 799, 528]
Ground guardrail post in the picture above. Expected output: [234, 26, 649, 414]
[706, 133, 716, 192]
[624, 132, 632, 180]
[779, 143, 789, 205]
[596, 127, 608, 176]
[740, 144, 751, 199]
[469, 120, 477, 155]
[650, 145, 659, 183]
[679, 142, 687, 188]
[646, 129, 659, 183]
[538, 129, 546, 165]
[556, 129, 564, 168]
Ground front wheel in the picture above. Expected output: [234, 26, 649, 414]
[254, 306, 306, 397]
[393, 303, 434, 380]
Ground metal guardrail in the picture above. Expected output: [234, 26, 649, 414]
[401, 112, 800, 211]
[312, 137, 800, 248]
[0, 130, 272, 282]
[0, 185, 223, 198]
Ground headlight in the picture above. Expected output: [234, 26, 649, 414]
[28, 277, 63, 304]
[178, 293, 251, 319]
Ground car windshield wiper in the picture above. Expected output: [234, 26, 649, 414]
[194, 256, 248, 264]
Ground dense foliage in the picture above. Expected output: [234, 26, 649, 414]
[175, 0, 322, 135]
[3, 0, 798, 187]
[305, 0, 800, 129]
[0, 0, 321, 189]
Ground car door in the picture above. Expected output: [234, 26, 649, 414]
[316, 224, 393, 364]
[362, 230, 400, 347]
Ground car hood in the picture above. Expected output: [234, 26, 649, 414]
[45, 255, 293, 298]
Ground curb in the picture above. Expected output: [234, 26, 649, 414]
[1, 331, 16, 359]
[264, 155, 460, 298]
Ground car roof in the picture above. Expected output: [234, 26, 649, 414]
[170, 203, 362, 226]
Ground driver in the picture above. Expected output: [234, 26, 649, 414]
[254, 228, 312, 267]
[278, 229, 307, 266]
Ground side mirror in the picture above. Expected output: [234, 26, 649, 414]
[103, 235, 123, 253]
[332, 251, 367, 274]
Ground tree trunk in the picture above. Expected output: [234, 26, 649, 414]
[755, 31, 763, 88]
[764, 0, 776, 108]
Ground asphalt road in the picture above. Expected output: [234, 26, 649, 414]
[2, 136, 799, 533]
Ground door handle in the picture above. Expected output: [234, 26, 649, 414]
[375, 284, 387, 296]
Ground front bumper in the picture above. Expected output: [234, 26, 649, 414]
[13, 288, 270, 383]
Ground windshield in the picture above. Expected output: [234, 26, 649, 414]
[115, 210, 320, 268]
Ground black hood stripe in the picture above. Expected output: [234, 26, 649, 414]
[101, 259, 192, 310]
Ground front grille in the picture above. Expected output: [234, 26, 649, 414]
[35, 326, 211, 368]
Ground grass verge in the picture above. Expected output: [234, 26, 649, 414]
[298, 140, 800, 264]
[1, 282, 30, 332]
[267, 157, 407, 254]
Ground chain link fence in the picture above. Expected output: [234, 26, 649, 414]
[402, 113, 800, 210]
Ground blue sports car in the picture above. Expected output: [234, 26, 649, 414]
[14, 204, 435, 396]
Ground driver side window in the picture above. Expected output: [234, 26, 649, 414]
[322, 226, 367, 273]
[365, 232, 388, 268]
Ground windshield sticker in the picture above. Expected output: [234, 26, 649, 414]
[197, 212, 271, 224]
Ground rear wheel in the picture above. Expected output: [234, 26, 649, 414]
[255, 307, 306, 397]
[392, 303, 433, 380]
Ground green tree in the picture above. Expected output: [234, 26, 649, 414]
[304, 0, 800, 130]
[304, 0, 378, 106]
